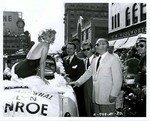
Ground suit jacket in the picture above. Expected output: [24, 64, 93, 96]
[77, 52, 123, 105]
[63, 55, 85, 81]
[63, 55, 86, 116]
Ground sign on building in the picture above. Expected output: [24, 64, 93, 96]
[3, 11, 24, 36]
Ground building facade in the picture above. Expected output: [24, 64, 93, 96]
[64, 3, 108, 44]
[72, 18, 108, 46]
[3, 11, 25, 36]
[3, 11, 32, 55]
[108, 3, 146, 40]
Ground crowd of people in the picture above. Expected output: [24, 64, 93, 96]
[3, 28, 146, 117]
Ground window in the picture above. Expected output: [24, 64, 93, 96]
[86, 29, 89, 40]
[126, 7, 130, 26]
[115, 14, 117, 28]
[140, 3, 146, 21]
[70, 25, 74, 30]
[112, 16, 114, 29]
[132, 3, 138, 24]
[82, 32, 84, 41]
[117, 13, 120, 27]
[112, 13, 120, 29]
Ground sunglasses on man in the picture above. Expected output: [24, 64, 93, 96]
[82, 48, 91, 51]
[136, 44, 145, 48]
[95, 43, 107, 46]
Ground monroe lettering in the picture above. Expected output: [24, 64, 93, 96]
[26, 103, 40, 114]
[4, 101, 48, 116]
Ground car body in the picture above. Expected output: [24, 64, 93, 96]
[2, 54, 79, 117]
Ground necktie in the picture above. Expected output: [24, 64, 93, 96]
[87, 58, 90, 69]
[67, 57, 70, 65]
[96, 56, 101, 71]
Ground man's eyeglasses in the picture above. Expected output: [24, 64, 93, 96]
[95, 43, 107, 46]
[82, 48, 91, 51]
[136, 44, 145, 48]
[95, 43, 99, 46]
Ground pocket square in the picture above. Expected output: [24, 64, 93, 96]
[72, 65, 78, 69]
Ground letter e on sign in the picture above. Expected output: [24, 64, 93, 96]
[41, 104, 48, 116]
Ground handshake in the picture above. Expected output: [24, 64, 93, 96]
[63, 75, 80, 88]
[68, 81, 80, 88]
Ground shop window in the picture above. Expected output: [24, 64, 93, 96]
[117, 13, 120, 27]
[81, 32, 84, 41]
[126, 7, 130, 26]
[70, 26, 74, 30]
[115, 14, 117, 28]
[140, 3, 146, 21]
[86, 29, 89, 40]
[112, 13, 120, 29]
[132, 3, 138, 24]
[112, 16, 114, 29]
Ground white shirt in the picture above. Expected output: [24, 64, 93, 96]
[97, 52, 108, 65]
[67, 55, 74, 63]
[88, 54, 95, 64]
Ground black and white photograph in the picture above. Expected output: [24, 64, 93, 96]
[0, 0, 149, 121]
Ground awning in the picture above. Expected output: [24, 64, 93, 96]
[120, 36, 139, 49]
[114, 38, 128, 49]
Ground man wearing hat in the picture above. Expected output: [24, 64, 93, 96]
[136, 34, 146, 87]
[136, 34, 146, 116]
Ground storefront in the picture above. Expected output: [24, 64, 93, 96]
[109, 35, 140, 49]
[108, 3, 146, 49]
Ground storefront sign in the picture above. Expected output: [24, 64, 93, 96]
[3, 11, 24, 35]
[109, 23, 146, 39]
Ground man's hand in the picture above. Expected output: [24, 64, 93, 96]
[109, 95, 116, 103]
[43, 79, 49, 85]
[68, 81, 80, 88]
[64, 76, 72, 83]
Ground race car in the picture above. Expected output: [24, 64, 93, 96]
[2, 55, 79, 117]
[2, 74, 79, 117]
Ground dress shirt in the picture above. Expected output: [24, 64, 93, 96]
[96, 52, 108, 71]
[67, 55, 74, 64]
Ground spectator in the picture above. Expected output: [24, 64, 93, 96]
[60, 45, 68, 59]
[136, 36, 146, 87]
[123, 47, 140, 79]
[72, 38, 85, 58]
[108, 45, 120, 59]
[3, 59, 12, 80]
[135, 35, 146, 117]
[63, 42, 86, 116]
[81, 41, 95, 116]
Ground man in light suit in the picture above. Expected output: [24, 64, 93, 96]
[69, 38, 123, 117]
